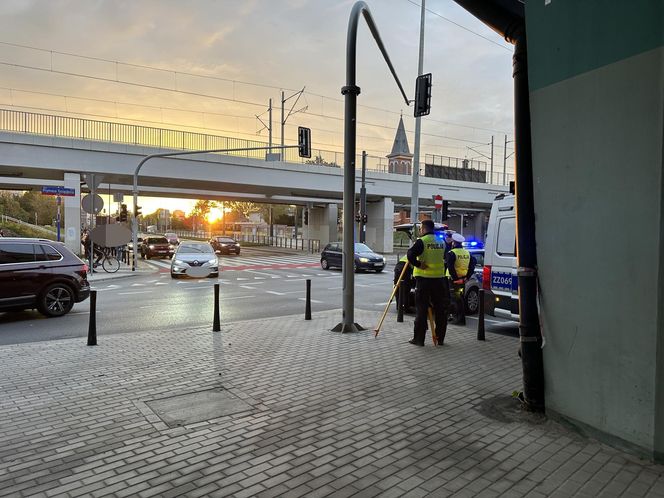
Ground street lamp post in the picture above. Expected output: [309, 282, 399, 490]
[332, 1, 410, 333]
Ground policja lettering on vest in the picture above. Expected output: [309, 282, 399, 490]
[406, 219, 450, 346]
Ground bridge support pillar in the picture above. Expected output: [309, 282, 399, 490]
[365, 197, 394, 253]
[306, 203, 338, 247]
[64, 172, 81, 256]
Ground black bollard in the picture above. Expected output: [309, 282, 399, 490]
[477, 289, 486, 341]
[305, 279, 312, 320]
[87, 290, 97, 346]
[213, 283, 221, 332]
[397, 282, 405, 323]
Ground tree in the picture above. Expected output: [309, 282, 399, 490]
[305, 154, 339, 168]
[191, 200, 216, 220]
[0, 191, 28, 220]
[225, 201, 260, 221]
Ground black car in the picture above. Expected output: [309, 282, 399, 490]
[0, 238, 90, 317]
[140, 236, 173, 259]
[209, 236, 241, 255]
[320, 242, 385, 272]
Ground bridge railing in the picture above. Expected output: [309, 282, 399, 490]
[0, 108, 512, 186]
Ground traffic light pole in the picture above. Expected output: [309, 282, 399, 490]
[359, 151, 367, 243]
[131, 144, 301, 272]
[333, 1, 409, 333]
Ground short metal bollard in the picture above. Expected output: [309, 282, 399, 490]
[213, 283, 221, 332]
[477, 289, 486, 341]
[397, 282, 405, 323]
[87, 290, 97, 346]
[305, 279, 312, 320]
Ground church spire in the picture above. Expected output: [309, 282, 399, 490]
[388, 115, 411, 157]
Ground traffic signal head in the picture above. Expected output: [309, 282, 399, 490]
[414, 73, 432, 118]
[298, 126, 311, 158]
[304, 211, 309, 225]
[362, 214, 368, 224]
[134, 204, 142, 218]
[119, 204, 128, 222]
[355, 213, 361, 223]
[442, 200, 450, 221]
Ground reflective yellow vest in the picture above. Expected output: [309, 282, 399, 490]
[412, 233, 445, 278]
[446, 247, 470, 279]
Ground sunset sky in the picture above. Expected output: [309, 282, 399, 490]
[0, 0, 515, 215]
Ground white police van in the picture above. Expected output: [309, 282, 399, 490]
[482, 193, 518, 320]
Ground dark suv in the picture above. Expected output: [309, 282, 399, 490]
[209, 236, 241, 255]
[0, 238, 90, 317]
[140, 236, 173, 259]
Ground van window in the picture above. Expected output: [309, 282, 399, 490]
[496, 217, 516, 256]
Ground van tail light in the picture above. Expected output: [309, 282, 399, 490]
[482, 265, 491, 290]
[79, 264, 89, 278]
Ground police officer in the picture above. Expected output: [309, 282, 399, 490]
[446, 233, 476, 325]
[406, 219, 449, 346]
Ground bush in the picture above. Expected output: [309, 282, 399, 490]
[0, 221, 57, 240]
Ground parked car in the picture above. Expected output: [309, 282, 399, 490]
[209, 236, 241, 255]
[0, 238, 90, 317]
[171, 242, 219, 278]
[163, 233, 180, 246]
[127, 236, 143, 252]
[320, 242, 385, 272]
[140, 236, 173, 259]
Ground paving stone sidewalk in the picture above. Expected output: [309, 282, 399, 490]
[1, 310, 663, 498]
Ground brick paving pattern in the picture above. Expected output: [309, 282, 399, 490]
[1, 310, 663, 497]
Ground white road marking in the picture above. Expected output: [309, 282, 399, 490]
[297, 297, 322, 303]
[240, 285, 257, 290]
[130, 283, 145, 287]
[118, 290, 153, 295]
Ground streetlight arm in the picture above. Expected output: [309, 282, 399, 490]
[346, 2, 410, 106]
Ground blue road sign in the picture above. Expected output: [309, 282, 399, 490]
[41, 186, 75, 196]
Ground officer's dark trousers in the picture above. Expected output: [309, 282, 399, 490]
[413, 277, 450, 345]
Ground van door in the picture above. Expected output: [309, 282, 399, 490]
[491, 215, 519, 319]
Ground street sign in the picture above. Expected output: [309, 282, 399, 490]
[434, 194, 443, 209]
[41, 186, 76, 196]
[83, 173, 103, 190]
[113, 192, 124, 203]
[81, 194, 104, 214]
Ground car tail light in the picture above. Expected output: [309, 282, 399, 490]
[482, 265, 491, 290]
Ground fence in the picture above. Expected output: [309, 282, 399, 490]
[0, 108, 513, 186]
[171, 229, 320, 253]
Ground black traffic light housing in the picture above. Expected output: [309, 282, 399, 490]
[304, 210, 309, 225]
[362, 214, 368, 224]
[355, 213, 361, 223]
[134, 204, 142, 218]
[119, 204, 128, 222]
[441, 200, 450, 221]
[414, 73, 432, 118]
[298, 126, 311, 158]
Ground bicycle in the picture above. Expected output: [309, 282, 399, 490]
[93, 247, 120, 273]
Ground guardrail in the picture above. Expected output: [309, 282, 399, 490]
[0, 108, 513, 186]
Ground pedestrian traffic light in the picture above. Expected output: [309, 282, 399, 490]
[442, 200, 449, 221]
[355, 213, 361, 223]
[362, 214, 368, 224]
[119, 204, 128, 222]
[134, 204, 142, 218]
[298, 126, 311, 158]
[414, 73, 432, 118]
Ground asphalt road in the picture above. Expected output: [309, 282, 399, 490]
[0, 247, 518, 345]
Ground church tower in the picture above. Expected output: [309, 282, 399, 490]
[386, 115, 413, 175]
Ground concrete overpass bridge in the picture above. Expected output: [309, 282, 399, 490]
[0, 109, 508, 255]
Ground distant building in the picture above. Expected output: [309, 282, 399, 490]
[386, 116, 412, 175]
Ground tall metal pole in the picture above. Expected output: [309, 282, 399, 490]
[333, 1, 409, 333]
[360, 151, 367, 243]
[503, 134, 508, 186]
[409, 0, 426, 228]
[268, 98, 273, 155]
[490, 135, 494, 184]
[281, 91, 285, 154]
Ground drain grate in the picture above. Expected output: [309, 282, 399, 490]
[146, 389, 252, 428]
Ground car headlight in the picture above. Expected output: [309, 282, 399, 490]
[235, 243, 240, 246]
[359, 257, 369, 263]
[149, 245, 155, 249]
[173, 259, 185, 265]
[208, 258, 217, 265]
[382, 256, 386, 262]
[169, 244, 175, 250]
[220, 243, 227, 247]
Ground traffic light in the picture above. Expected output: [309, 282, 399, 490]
[304, 210, 309, 225]
[463, 218, 469, 228]
[362, 214, 368, 224]
[119, 204, 128, 222]
[414, 73, 432, 118]
[442, 200, 449, 221]
[298, 126, 311, 158]
[134, 204, 142, 218]
[355, 213, 361, 223]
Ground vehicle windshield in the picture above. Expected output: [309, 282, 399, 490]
[147, 237, 168, 244]
[216, 238, 236, 243]
[178, 244, 214, 254]
[354, 243, 372, 253]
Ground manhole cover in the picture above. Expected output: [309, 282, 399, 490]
[146, 389, 252, 428]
